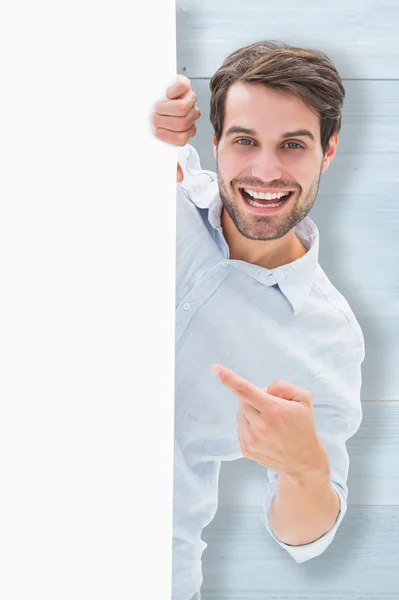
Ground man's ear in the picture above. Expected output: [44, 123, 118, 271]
[212, 135, 217, 160]
[321, 134, 338, 173]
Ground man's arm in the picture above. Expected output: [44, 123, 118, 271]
[263, 378, 342, 547]
[211, 343, 364, 562]
[261, 347, 364, 562]
[268, 450, 340, 546]
[151, 74, 201, 182]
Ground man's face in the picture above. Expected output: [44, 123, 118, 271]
[213, 82, 337, 241]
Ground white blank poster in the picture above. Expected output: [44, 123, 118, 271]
[0, 1, 177, 598]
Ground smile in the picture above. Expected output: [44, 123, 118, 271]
[239, 188, 295, 212]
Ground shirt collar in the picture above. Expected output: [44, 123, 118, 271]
[275, 219, 319, 315]
[179, 150, 319, 315]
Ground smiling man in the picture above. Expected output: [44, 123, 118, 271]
[153, 41, 364, 600]
[213, 83, 335, 269]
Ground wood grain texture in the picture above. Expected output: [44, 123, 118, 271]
[176, 0, 399, 79]
[176, 6, 399, 598]
[187, 79, 399, 160]
[176, 79, 399, 400]
[217, 402, 399, 506]
[200, 506, 399, 598]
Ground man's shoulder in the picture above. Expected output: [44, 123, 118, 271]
[312, 264, 365, 356]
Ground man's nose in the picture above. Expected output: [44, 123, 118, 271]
[249, 149, 284, 184]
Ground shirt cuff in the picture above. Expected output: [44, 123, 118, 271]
[260, 481, 347, 563]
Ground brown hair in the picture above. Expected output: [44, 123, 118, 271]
[209, 41, 345, 156]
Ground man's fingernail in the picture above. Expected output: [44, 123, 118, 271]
[210, 364, 221, 377]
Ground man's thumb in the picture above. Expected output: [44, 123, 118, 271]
[177, 162, 184, 183]
[266, 380, 312, 404]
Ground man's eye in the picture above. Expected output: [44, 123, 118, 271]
[285, 142, 303, 149]
[236, 139, 254, 146]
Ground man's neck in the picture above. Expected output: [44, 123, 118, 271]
[221, 207, 307, 270]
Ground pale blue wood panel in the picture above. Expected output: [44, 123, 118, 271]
[217, 402, 399, 507]
[201, 506, 399, 599]
[177, 79, 399, 400]
[187, 79, 399, 158]
[175, 4, 399, 599]
[176, 0, 399, 79]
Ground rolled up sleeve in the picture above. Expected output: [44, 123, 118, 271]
[261, 346, 364, 562]
[177, 144, 217, 193]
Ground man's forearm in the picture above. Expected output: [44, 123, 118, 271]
[268, 447, 341, 546]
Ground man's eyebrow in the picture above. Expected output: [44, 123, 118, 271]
[281, 129, 315, 141]
[225, 126, 257, 137]
[224, 126, 315, 142]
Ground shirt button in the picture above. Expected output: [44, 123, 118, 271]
[222, 261, 228, 267]
[183, 302, 191, 310]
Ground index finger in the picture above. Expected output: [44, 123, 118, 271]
[210, 364, 278, 413]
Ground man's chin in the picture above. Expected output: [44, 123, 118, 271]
[234, 216, 291, 242]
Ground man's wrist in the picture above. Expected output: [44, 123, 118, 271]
[269, 442, 339, 546]
[283, 437, 331, 487]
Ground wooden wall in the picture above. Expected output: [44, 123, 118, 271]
[176, 1, 399, 597]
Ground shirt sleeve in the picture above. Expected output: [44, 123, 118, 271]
[177, 144, 217, 190]
[260, 345, 364, 563]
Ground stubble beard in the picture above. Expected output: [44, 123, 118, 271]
[217, 164, 322, 241]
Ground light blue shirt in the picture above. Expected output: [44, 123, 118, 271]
[173, 144, 364, 600]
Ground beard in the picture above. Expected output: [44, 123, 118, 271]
[217, 163, 322, 241]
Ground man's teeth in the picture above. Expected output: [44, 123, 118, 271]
[243, 188, 291, 200]
[242, 188, 292, 208]
[246, 197, 286, 208]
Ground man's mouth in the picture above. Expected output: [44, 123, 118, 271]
[238, 187, 295, 212]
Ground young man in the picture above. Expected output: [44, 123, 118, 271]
[153, 41, 364, 600]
